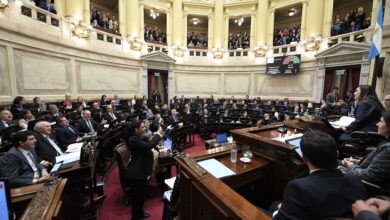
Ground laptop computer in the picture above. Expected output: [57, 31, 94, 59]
[285, 137, 303, 158]
[216, 133, 228, 146]
[0, 178, 13, 220]
[164, 137, 173, 151]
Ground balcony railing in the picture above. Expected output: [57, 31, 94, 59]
[188, 48, 208, 57]
[20, 4, 62, 28]
[228, 49, 250, 57]
[147, 43, 168, 54]
[90, 28, 122, 45]
[327, 28, 373, 47]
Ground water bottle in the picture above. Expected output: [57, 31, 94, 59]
[230, 141, 237, 163]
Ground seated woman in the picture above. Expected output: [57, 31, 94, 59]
[18, 109, 35, 130]
[342, 111, 390, 192]
[339, 85, 384, 143]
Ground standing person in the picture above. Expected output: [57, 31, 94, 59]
[326, 87, 340, 105]
[126, 119, 163, 220]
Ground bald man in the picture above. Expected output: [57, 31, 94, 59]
[34, 121, 63, 165]
[76, 110, 100, 136]
[0, 109, 17, 136]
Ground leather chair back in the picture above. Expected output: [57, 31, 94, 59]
[114, 142, 131, 191]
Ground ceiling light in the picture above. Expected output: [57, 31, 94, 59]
[150, 8, 159, 20]
[192, 18, 199, 25]
[288, 9, 295, 16]
[234, 17, 244, 26]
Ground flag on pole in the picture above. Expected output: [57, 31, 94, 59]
[368, 0, 383, 61]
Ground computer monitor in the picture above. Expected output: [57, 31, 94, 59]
[164, 137, 173, 150]
[0, 178, 13, 220]
[285, 137, 303, 158]
[216, 133, 228, 143]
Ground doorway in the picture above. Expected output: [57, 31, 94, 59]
[147, 69, 168, 104]
[323, 65, 361, 100]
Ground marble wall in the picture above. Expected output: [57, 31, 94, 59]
[0, 46, 11, 98]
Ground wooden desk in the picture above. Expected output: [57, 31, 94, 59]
[11, 183, 44, 203]
[176, 146, 271, 220]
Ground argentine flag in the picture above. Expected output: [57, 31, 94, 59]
[368, 0, 383, 61]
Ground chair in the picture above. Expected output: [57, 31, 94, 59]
[341, 131, 385, 158]
[113, 142, 132, 205]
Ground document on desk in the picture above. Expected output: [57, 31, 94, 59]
[65, 142, 83, 153]
[329, 116, 355, 128]
[272, 133, 303, 143]
[197, 158, 236, 179]
[55, 151, 80, 163]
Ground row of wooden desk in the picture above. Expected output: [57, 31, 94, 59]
[175, 120, 308, 220]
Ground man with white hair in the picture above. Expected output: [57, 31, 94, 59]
[0, 109, 17, 136]
[76, 110, 103, 136]
[34, 120, 63, 165]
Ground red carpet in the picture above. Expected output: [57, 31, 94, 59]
[98, 135, 206, 220]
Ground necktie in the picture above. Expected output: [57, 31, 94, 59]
[67, 126, 76, 135]
[26, 152, 39, 179]
[110, 112, 116, 120]
[3, 121, 9, 128]
[86, 120, 95, 132]
[46, 136, 63, 155]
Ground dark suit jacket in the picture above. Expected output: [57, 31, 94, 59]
[55, 125, 78, 147]
[0, 147, 42, 187]
[126, 134, 161, 180]
[0, 120, 18, 136]
[347, 100, 382, 133]
[167, 115, 180, 126]
[273, 169, 368, 220]
[76, 118, 98, 136]
[102, 112, 118, 122]
[356, 210, 382, 220]
[34, 132, 62, 164]
[45, 112, 63, 123]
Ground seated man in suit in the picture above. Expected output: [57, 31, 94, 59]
[45, 104, 63, 123]
[76, 110, 105, 136]
[0, 130, 50, 187]
[103, 105, 118, 122]
[55, 116, 80, 148]
[273, 130, 368, 220]
[167, 108, 180, 126]
[34, 121, 63, 165]
[0, 109, 18, 136]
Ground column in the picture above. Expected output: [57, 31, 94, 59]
[168, 65, 174, 101]
[139, 3, 144, 41]
[306, 0, 324, 37]
[256, 0, 269, 46]
[55, 0, 65, 17]
[167, 9, 172, 46]
[316, 65, 325, 102]
[118, 0, 126, 37]
[213, 0, 224, 48]
[126, 0, 139, 37]
[224, 15, 229, 48]
[250, 13, 255, 48]
[267, 8, 275, 46]
[64, 0, 84, 21]
[300, 0, 308, 40]
[208, 14, 214, 49]
[370, 0, 380, 29]
[183, 12, 188, 47]
[322, 0, 334, 38]
[82, 0, 90, 25]
[361, 61, 371, 85]
[172, 0, 183, 45]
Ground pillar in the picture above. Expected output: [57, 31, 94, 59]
[256, 0, 269, 46]
[306, 0, 324, 37]
[118, 0, 125, 37]
[82, 0, 90, 25]
[250, 13, 255, 48]
[267, 8, 275, 46]
[208, 14, 214, 49]
[55, 0, 65, 17]
[126, 0, 139, 37]
[213, 0, 224, 48]
[322, 0, 334, 38]
[370, 0, 380, 29]
[167, 9, 172, 46]
[183, 12, 188, 47]
[172, 0, 183, 45]
[224, 15, 229, 48]
[139, 3, 144, 40]
[64, 0, 84, 21]
[300, 0, 308, 40]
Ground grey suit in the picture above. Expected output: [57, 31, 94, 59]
[0, 147, 43, 187]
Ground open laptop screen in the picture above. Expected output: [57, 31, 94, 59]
[164, 137, 173, 150]
[216, 133, 228, 143]
[286, 137, 303, 158]
[0, 178, 12, 220]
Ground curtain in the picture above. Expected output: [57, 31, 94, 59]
[351, 68, 360, 91]
[147, 72, 153, 99]
[323, 69, 335, 98]
[161, 72, 168, 104]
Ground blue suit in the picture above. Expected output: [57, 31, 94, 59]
[55, 125, 78, 147]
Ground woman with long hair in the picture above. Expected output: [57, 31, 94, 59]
[342, 111, 390, 192]
[339, 85, 384, 142]
[126, 119, 162, 219]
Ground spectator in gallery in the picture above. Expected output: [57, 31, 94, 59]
[39, 0, 57, 14]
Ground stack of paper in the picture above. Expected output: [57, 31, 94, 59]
[65, 143, 83, 153]
[55, 151, 80, 163]
[197, 158, 236, 179]
[329, 116, 355, 128]
[164, 176, 176, 189]
[272, 133, 303, 143]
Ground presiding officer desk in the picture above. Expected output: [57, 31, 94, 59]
[176, 120, 308, 220]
